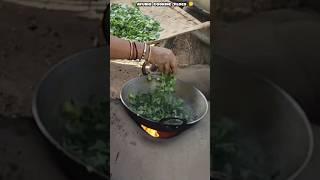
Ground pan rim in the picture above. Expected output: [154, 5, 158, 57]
[32, 47, 108, 179]
[211, 54, 314, 180]
[211, 78, 314, 180]
[259, 77, 314, 180]
[119, 75, 209, 125]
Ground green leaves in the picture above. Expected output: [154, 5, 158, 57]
[110, 3, 162, 42]
[212, 118, 274, 180]
[61, 99, 108, 175]
[129, 74, 191, 121]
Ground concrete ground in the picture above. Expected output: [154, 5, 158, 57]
[0, 115, 70, 180]
[214, 8, 320, 179]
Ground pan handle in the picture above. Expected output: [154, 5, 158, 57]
[159, 117, 188, 130]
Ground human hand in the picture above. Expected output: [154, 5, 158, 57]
[147, 46, 177, 74]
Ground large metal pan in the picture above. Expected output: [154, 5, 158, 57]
[32, 47, 108, 180]
[211, 55, 314, 180]
[120, 74, 208, 133]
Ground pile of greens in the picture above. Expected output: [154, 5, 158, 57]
[212, 118, 277, 180]
[110, 3, 162, 42]
[128, 74, 191, 121]
[61, 98, 108, 175]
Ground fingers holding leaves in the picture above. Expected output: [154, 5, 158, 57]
[148, 46, 178, 75]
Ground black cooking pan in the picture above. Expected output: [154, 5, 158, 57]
[32, 47, 108, 180]
[211, 55, 313, 180]
[120, 72, 208, 133]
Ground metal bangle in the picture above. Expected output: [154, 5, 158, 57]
[134, 42, 139, 60]
[128, 40, 132, 60]
[146, 46, 152, 63]
[140, 43, 147, 61]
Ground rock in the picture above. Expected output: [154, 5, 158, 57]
[172, 33, 210, 65]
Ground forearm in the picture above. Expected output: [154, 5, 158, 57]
[110, 35, 149, 60]
[110, 35, 130, 59]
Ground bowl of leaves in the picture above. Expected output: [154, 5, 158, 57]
[110, 3, 163, 42]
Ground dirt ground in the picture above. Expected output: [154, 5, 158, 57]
[0, 115, 71, 180]
[0, 1, 104, 117]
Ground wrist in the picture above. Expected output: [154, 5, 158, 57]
[132, 42, 144, 60]
[146, 46, 153, 63]
[128, 41, 133, 60]
[135, 42, 144, 60]
[128, 41, 151, 61]
[145, 45, 151, 61]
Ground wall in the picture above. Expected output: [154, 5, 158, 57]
[215, 0, 302, 20]
[303, 0, 320, 11]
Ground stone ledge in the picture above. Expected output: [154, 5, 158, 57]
[3, 0, 105, 17]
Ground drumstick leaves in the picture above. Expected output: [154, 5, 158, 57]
[128, 74, 191, 121]
[110, 3, 162, 42]
[212, 118, 278, 180]
[61, 98, 108, 175]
